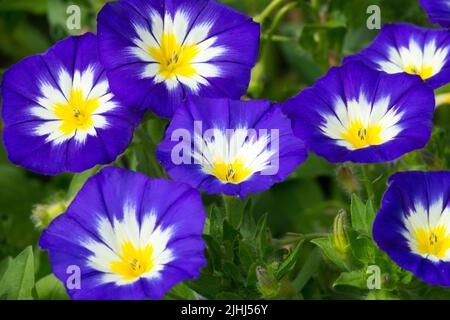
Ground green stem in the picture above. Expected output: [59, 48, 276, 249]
[273, 232, 328, 247]
[261, 34, 296, 42]
[249, 1, 297, 97]
[223, 195, 233, 222]
[272, 236, 302, 247]
[222, 195, 248, 229]
[265, 2, 297, 36]
[361, 165, 374, 200]
[301, 232, 329, 241]
[223, 195, 237, 227]
[254, 0, 285, 23]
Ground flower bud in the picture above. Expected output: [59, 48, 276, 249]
[332, 209, 349, 256]
[32, 197, 69, 229]
[336, 164, 361, 194]
[247, 61, 265, 98]
[435, 93, 450, 108]
[256, 266, 280, 299]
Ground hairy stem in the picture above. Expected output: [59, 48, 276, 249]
[254, 0, 285, 23]
[361, 165, 374, 200]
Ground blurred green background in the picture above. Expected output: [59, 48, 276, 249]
[0, 0, 449, 300]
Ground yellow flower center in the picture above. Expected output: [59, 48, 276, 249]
[110, 241, 155, 281]
[212, 159, 253, 184]
[415, 225, 450, 259]
[148, 33, 200, 79]
[404, 65, 434, 80]
[340, 120, 383, 149]
[53, 89, 100, 135]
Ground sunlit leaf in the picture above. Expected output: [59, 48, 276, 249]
[0, 246, 35, 300]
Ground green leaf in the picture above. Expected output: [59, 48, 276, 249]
[67, 166, 100, 199]
[298, 22, 347, 69]
[333, 270, 366, 289]
[223, 196, 249, 229]
[347, 228, 376, 264]
[350, 194, 376, 236]
[399, 271, 414, 285]
[240, 202, 257, 240]
[279, 25, 322, 86]
[238, 241, 255, 271]
[292, 248, 322, 292]
[216, 292, 244, 300]
[223, 262, 242, 284]
[0, 246, 35, 300]
[275, 240, 304, 280]
[203, 235, 222, 271]
[222, 240, 236, 264]
[164, 282, 196, 300]
[33, 247, 41, 276]
[0, 257, 12, 282]
[350, 194, 366, 231]
[187, 275, 223, 299]
[246, 262, 258, 288]
[256, 213, 270, 260]
[222, 220, 239, 242]
[366, 290, 399, 300]
[311, 237, 350, 271]
[128, 120, 167, 178]
[205, 205, 224, 237]
[35, 274, 69, 300]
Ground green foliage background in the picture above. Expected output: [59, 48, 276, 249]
[0, 0, 449, 300]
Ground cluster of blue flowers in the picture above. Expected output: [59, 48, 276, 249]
[1, 0, 450, 299]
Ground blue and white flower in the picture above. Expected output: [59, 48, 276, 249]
[345, 23, 450, 89]
[97, 0, 260, 118]
[374, 171, 450, 286]
[39, 167, 206, 300]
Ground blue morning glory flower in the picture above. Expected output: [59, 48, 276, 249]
[97, 0, 260, 118]
[1, 33, 139, 175]
[157, 96, 307, 197]
[345, 23, 450, 89]
[373, 171, 450, 286]
[420, 0, 450, 28]
[283, 61, 435, 163]
[39, 167, 206, 300]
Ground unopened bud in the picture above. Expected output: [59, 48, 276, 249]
[256, 266, 280, 299]
[247, 61, 265, 98]
[435, 93, 450, 108]
[32, 197, 69, 229]
[336, 164, 361, 194]
[332, 209, 349, 255]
